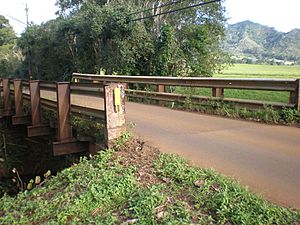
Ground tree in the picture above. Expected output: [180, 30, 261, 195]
[0, 15, 22, 78]
[17, 0, 228, 80]
[154, 24, 183, 76]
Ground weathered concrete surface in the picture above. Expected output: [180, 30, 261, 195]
[43, 91, 300, 208]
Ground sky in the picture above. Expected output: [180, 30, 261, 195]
[1, 0, 300, 35]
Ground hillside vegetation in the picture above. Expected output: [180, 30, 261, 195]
[223, 20, 300, 64]
[1, 137, 299, 224]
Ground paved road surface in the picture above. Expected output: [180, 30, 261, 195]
[45, 91, 300, 208]
[126, 102, 300, 208]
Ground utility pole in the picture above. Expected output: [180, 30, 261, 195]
[25, 3, 32, 79]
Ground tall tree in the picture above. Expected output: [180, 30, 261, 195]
[0, 15, 22, 78]
[17, 0, 228, 80]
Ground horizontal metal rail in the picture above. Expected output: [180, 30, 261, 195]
[38, 81, 104, 98]
[23, 93, 105, 121]
[72, 73, 297, 92]
[40, 81, 56, 91]
[126, 90, 294, 110]
[71, 83, 104, 97]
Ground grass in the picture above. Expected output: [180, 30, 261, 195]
[175, 87, 290, 103]
[215, 64, 300, 79]
[0, 136, 299, 224]
[174, 64, 300, 104]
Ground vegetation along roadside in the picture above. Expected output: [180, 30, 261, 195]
[0, 134, 299, 224]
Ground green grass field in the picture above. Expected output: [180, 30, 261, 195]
[176, 64, 300, 104]
[215, 64, 300, 79]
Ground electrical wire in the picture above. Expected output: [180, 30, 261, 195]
[5, 14, 27, 27]
[130, 0, 221, 22]
[128, 0, 190, 16]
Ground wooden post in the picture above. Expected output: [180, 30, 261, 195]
[12, 79, 31, 125]
[104, 83, 126, 148]
[27, 80, 53, 137]
[295, 79, 300, 111]
[2, 78, 12, 117]
[156, 84, 165, 106]
[56, 82, 72, 141]
[212, 87, 224, 98]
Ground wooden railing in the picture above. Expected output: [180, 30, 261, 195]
[0, 78, 126, 156]
[72, 73, 300, 111]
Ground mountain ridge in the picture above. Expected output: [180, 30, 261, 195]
[223, 20, 300, 64]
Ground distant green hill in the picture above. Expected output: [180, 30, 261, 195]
[223, 20, 300, 64]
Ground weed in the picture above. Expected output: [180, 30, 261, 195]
[1, 140, 299, 224]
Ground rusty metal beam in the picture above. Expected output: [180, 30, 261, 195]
[14, 79, 23, 116]
[53, 82, 91, 156]
[29, 80, 42, 125]
[28, 124, 54, 137]
[28, 80, 52, 136]
[53, 139, 90, 156]
[126, 89, 293, 110]
[72, 73, 297, 92]
[295, 79, 300, 111]
[56, 82, 72, 141]
[2, 78, 13, 117]
[70, 82, 104, 97]
[12, 115, 31, 125]
[212, 87, 224, 98]
[12, 79, 31, 125]
[156, 84, 165, 106]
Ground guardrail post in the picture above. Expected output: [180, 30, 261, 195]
[53, 82, 91, 156]
[12, 79, 31, 125]
[295, 79, 300, 111]
[57, 82, 72, 141]
[27, 80, 53, 137]
[156, 84, 165, 106]
[289, 79, 300, 111]
[212, 88, 224, 98]
[2, 78, 13, 117]
[0, 79, 3, 98]
[104, 83, 126, 148]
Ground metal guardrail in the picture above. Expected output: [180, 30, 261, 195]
[72, 73, 297, 91]
[0, 78, 126, 155]
[72, 73, 300, 111]
[18, 81, 105, 120]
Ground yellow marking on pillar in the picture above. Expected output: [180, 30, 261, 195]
[114, 87, 121, 112]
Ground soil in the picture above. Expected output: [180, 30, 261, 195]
[112, 138, 161, 187]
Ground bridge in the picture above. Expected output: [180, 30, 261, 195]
[0, 75, 300, 208]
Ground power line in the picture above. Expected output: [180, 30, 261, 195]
[129, 0, 190, 16]
[5, 14, 27, 27]
[130, 0, 221, 22]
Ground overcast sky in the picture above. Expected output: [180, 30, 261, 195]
[1, 0, 300, 35]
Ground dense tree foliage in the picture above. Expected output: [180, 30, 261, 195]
[0, 16, 22, 77]
[16, 0, 227, 80]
